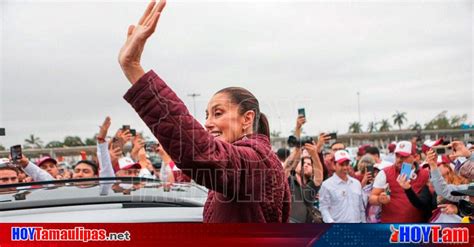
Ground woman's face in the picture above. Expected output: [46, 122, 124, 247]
[205, 93, 253, 143]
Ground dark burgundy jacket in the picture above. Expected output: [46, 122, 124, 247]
[124, 70, 290, 223]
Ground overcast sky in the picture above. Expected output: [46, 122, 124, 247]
[0, 0, 472, 147]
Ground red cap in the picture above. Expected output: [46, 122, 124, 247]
[388, 143, 396, 153]
[358, 144, 371, 156]
[37, 157, 58, 167]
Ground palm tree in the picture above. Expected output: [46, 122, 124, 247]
[409, 122, 422, 131]
[379, 119, 391, 132]
[24, 134, 43, 149]
[392, 111, 407, 130]
[367, 121, 378, 133]
[348, 122, 363, 133]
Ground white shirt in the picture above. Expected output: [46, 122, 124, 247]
[373, 166, 415, 189]
[97, 142, 115, 178]
[23, 161, 54, 182]
[319, 174, 366, 223]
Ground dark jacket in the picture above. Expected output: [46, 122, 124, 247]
[124, 70, 291, 223]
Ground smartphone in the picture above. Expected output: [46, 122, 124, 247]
[328, 132, 337, 140]
[366, 164, 374, 175]
[400, 162, 412, 180]
[145, 142, 158, 152]
[122, 125, 130, 131]
[10, 145, 22, 161]
[298, 108, 306, 118]
[433, 145, 452, 155]
[130, 129, 136, 136]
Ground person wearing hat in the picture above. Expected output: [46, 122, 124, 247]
[0, 158, 20, 185]
[384, 142, 397, 164]
[369, 140, 430, 223]
[319, 150, 365, 223]
[37, 156, 61, 179]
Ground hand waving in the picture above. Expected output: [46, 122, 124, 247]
[118, 0, 167, 83]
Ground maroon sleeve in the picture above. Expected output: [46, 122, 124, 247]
[124, 70, 271, 196]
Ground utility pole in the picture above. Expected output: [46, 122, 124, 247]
[187, 93, 201, 117]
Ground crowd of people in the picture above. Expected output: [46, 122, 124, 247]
[0, 116, 190, 187]
[280, 115, 474, 223]
[1, 0, 474, 224]
[1, 113, 473, 224]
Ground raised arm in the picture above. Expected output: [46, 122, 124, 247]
[284, 148, 302, 178]
[96, 117, 115, 178]
[426, 149, 467, 202]
[304, 142, 324, 186]
[118, 0, 166, 84]
[15, 155, 54, 182]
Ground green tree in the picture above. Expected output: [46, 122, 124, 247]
[348, 122, 363, 133]
[45, 141, 64, 148]
[24, 134, 43, 149]
[409, 122, 422, 131]
[425, 111, 450, 130]
[392, 111, 407, 130]
[450, 114, 468, 128]
[379, 119, 391, 132]
[63, 136, 85, 147]
[270, 130, 281, 138]
[84, 134, 98, 146]
[0, 144, 5, 151]
[367, 121, 378, 133]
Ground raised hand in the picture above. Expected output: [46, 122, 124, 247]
[396, 174, 411, 190]
[119, 0, 167, 84]
[449, 141, 471, 159]
[425, 149, 437, 170]
[296, 116, 306, 130]
[98, 116, 111, 143]
[315, 133, 331, 153]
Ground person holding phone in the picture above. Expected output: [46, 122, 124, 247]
[6, 154, 54, 183]
[118, 0, 289, 222]
[369, 141, 430, 223]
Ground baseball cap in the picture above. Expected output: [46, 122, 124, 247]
[357, 144, 371, 156]
[422, 139, 443, 153]
[394, 141, 413, 157]
[388, 142, 396, 153]
[37, 157, 58, 167]
[334, 150, 351, 164]
[118, 157, 141, 170]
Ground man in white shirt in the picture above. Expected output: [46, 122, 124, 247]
[0, 155, 54, 185]
[319, 150, 366, 223]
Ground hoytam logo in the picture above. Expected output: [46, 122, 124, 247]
[11, 227, 131, 242]
[390, 225, 469, 244]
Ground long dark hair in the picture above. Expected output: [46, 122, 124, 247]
[216, 87, 270, 138]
